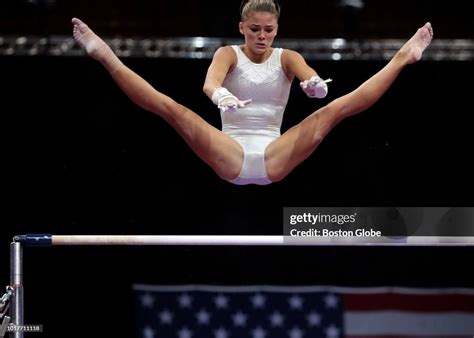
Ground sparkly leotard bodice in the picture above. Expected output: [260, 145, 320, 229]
[222, 46, 291, 140]
[221, 46, 292, 185]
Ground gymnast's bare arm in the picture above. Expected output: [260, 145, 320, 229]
[203, 46, 237, 100]
[281, 49, 319, 83]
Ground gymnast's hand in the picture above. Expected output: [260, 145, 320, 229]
[212, 87, 252, 113]
[218, 96, 252, 113]
[300, 76, 332, 99]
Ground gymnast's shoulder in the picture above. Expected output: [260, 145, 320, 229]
[281, 48, 307, 63]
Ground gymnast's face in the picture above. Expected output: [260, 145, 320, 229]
[239, 11, 278, 56]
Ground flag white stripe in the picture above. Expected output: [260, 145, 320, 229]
[346, 311, 474, 335]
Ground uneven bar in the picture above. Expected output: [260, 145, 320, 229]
[13, 234, 474, 247]
[53, 235, 284, 246]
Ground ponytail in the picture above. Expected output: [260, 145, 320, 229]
[240, 0, 281, 21]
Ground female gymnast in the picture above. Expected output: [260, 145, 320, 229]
[71, 0, 433, 186]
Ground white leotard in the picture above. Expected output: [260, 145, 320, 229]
[222, 46, 292, 185]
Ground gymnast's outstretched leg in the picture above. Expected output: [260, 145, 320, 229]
[71, 18, 243, 180]
[265, 22, 434, 182]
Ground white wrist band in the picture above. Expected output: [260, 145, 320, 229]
[212, 87, 235, 106]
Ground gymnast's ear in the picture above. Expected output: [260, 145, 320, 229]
[239, 21, 244, 35]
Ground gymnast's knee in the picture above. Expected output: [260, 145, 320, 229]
[313, 101, 347, 128]
[160, 99, 193, 124]
[163, 97, 184, 113]
[327, 95, 355, 120]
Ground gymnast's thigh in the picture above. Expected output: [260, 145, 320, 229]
[264, 107, 334, 181]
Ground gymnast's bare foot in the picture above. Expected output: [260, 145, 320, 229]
[72, 17, 122, 72]
[399, 22, 434, 64]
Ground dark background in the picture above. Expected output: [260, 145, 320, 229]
[1, 0, 474, 38]
[1, 0, 474, 337]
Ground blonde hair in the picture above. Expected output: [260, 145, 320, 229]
[240, 0, 281, 21]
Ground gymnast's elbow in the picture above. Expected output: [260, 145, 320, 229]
[202, 83, 214, 99]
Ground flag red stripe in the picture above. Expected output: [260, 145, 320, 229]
[347, 336, 469, 338]
[344, 293, 474, 312]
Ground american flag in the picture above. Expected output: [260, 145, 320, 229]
[133, 285, 474, 338]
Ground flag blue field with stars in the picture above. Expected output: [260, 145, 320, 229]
[133, 284, 474, 337]
[133, 285, 343, 338]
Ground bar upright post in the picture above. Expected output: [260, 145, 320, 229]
[10, 242, 24, 338]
